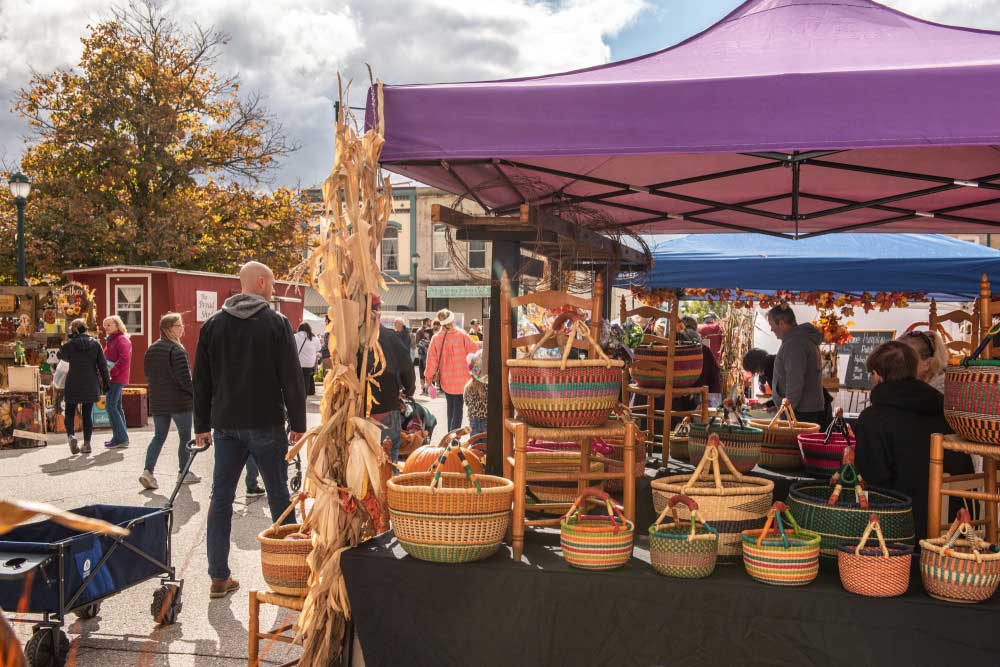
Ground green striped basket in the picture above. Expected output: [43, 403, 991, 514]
[741, 502, 820, 586]
[920, 509, 1000, 603]
[560, 489, 634, 571]
[648, 494, 719, 579]
[688, 420, 763, 473]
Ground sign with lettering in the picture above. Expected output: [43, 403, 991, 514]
[840, 330, 896, 390]
[196, 291, 218, 322]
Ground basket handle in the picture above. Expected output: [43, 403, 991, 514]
[682, 434, 744, 494]
[271, 492, 307, 532]
[757, 501, 791, 549]
[672, 416, 691, 438]
[767, 398, 797, 428]
[428, 430, 482, 494]
[854, 514, 890, 559]
[941, 508, 989, 559]
[565, 488, 628, 533]
[527, 313, 613, 370]
[652, 494, 717, 540]
[964, 323, 1000, 365]
[827, 448, 868, 509]
[823, 407, 854, 446]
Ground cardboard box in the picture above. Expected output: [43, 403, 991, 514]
[8, 365, 40, 393]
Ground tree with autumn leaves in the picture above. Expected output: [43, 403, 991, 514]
[1, 1, 309, 283]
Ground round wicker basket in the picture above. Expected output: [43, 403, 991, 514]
[258, 523, 312, 597]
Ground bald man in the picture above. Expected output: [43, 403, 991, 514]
[193, 261, 306, 598]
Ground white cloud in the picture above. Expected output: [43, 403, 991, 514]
[882, 0, 1000, 30]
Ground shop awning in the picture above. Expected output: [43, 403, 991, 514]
[380, 283, 415, 308]
[425, 285, 490, 298]
[370, 0, 1000, 238]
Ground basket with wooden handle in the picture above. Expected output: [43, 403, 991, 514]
[648, 494, 719, 579]
[920, 508, 1000, 603]
[560, 488, 634, 571]
[688, 412, 763, 474]
[797, 407, 854, 477]
[944, 325, 1000, 445]
[257, 493, 311, 596]
[741, 501, 820, 586]
[750, 399, 819, 470]
[669, 416, 692, 461]
[837, 514, 913, 598]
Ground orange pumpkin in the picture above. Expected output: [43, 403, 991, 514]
[402, 442, 486, 474]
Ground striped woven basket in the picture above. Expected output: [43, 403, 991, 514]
[648, 494, 719, 579]
[688, 420, 763, 473]
[258, 494, 311, 596]
[652, 435, 774, 563]
[596, 435, 646, 493]
[741, 502, 820, 586]
[944, 360, 1000, 445]
[837, 514, 913, 598]
[798, 408, 854, 477]
[920, 509, 1000, 604]
[560, 488, 634, 570]
[631, 342, 704, 389]
[750, 399, 818, 470]
[524, 450, 604, 513]
[787, 450, 914, 567]
[669, 417, 691, 461]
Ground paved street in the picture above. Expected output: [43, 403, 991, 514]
[3, 391, 451, 666]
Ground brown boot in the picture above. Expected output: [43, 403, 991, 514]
[209, 577, 240, 599]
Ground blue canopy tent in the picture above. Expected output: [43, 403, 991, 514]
[627, 234, 1000, 301]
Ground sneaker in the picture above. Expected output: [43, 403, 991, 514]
[81, 441, 92, 454]
[209, 577, 240, 599]
[181, 471, 201, 485]
[139, 470, 158, 490]
[68, 436, 79, 455]
[105, 440, 129, 449]
[246, 486, 266, 497]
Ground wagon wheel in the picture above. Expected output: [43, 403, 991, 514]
[74, 602, 100, 620]
[150, 583, 182, 626]
[24, 628, 69, 667]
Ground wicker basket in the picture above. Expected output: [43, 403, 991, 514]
[741, 502, 820, 586]
[920, 509, 1000, 603]
[508, 316, 623, 428]
[944, 359, 1000, 445]
[258, 494, 311, 596]
[560, 488, 634, 570]
[837, 514, 913, 598]
[631, 342, 704, 389]
[648, 494, 719, 578]
[524, 450, 604, 512]
[597, 435, 646, 493]
[797, 408, 854, 477]
[652, 435, 774, 562]
[787, 449, 914, 567]
[688, 419, 762, 473]
[669, 417, 691, 461]
[750, 399, 818, 470]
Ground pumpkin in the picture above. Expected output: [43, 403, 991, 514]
[402, 441, 486, 474]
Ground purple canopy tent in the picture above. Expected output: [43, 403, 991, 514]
[368, 0, 1000, 238]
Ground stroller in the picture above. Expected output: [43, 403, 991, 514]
[398, 394, 437, 458]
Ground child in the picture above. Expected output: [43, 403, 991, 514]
[464, 351, 488, 437]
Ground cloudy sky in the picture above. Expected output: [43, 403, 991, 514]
[0, 0, 997, 189]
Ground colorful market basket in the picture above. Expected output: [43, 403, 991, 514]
[631, 341, 704, 389]
[741, 502, 820, 586]
[560, 489, 635, 570]
[652, 435, 774, 563]
[920, 509, 1000, 604]
[387, 440, 513, 563]
[944, 355, 1000, 446]
[837, 514, 913, 598]
[798, 408, 854, 477]
[688, 418, 763, 473]
[648, 494, 719, 579]
[669, 417, 691, 461]
[787, 449, 914, 566]
[508, 315, 623, 428]
[750, 399, 818, 470]
[258, 494, 312, 597]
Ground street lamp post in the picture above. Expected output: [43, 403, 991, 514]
[8, 173, 31, 286]
[411, 253, 421, 311]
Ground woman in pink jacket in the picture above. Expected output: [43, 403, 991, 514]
[423, 309, 481, 432]
[103, 315, 133, 448]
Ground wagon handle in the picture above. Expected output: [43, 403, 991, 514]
[854, 514, 890, 559]
[767, 399, 797, 428]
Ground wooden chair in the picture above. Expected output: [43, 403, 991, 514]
[500, 273, 637, 561]
[248, 590, 303, 667]
[620, 296, 708, 458]
[927, 298, 979, 362]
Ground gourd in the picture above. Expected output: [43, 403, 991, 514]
[402, 428, 485, 474]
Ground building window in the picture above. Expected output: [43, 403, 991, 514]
[382, 227, 399, 272]
[468, 240, 486, 270]
[115, 285, 143, 335]
[427, 297, 450, 313]
[433, 224, 451, 270]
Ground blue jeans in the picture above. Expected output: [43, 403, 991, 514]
[245, 456, 261, 490]
[207, 427, 293, 580]
[106, 383, 128, 444]
[445, 393, 464, 432]
[374, 411, 402, 462]
[143, 412, 192, 473]
[469, 416, 487, 437]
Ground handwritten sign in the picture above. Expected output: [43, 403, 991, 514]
[196, 291, 218, 322]
[840, 330, 896, 390]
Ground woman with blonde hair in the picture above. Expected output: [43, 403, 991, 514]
[140, 313, 197, 490]
[898, 329, 948, 393]
[58, 319, 111, 455]
[102, 314, 133, 448]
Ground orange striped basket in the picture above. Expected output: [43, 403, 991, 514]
[920, 509, 1000, 604]
[258, 493, 311, 596]
[837, 514, 913, 598]
[741, 502, 820, 586]
[560, 488, 634, 571]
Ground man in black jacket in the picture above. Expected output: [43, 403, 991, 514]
[367, 298, 415, 461]
[194, 261, 306, 598]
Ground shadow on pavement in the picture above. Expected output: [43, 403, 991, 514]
[38, 449, 125, 476]
[142, 483, 201, 531]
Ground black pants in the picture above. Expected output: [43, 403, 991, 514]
[301, 367, 315, 396]
[65, 402, 94, 441]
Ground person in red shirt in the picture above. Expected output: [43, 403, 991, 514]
[102, 315, 133, 449]
[424, 309, 481, 432]
[697, 312, 723, 361]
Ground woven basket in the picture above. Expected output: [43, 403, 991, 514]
[944, 360, 1000, 445]
[797, 408, 854, 477]
[741, 502, 820, 586]
[524, 450, 604, 512]
[652, 435, 774, 563]
[688, 419, 762, 473]
[750, 399, 818, 470]
[837, 514, 913, 598]
[920, 509, 1000, 603]
[597, 435, 646, 493]
[787, 449, 914, 566]
[258, 494, 311, 596]
[631, 342, 704, 389]
[561, 489, 634, 570]
[388, 442, 513, 564]
[669, 417, 691, 461]
[648, 494, 719, 579]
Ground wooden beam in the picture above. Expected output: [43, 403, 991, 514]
[455, 229, 538, 242]
[529, 207, 648, 268]
[432, 204, 528, 226]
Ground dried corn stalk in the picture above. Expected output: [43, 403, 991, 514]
[720, 306, 756, 397]
[290, 76, 392, 665]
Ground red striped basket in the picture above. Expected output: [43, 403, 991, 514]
[944, 359, 1000, 445]
[797, 410, 854, 477]
[560, 488, 634, 571]
[741, 502, 820, 586]
[631, 342, 704, 389]
[920, 509, 1000, 603]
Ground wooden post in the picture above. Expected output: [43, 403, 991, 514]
[663, 294, 679, 450]
[623, 422, 636, 522]
[248, 592, 260, 667]
[512, 421, 528, 561]
[927, 433, 944, 539]
[500, 275, 514, 482]
[489, 243, 520, 476]
[986, 456, 998, 543]
[980, 273, 992, 359]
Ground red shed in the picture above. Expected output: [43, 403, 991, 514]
[62, 265, 306, 384]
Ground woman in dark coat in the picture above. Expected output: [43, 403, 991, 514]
[854, 341, 973, 541]
[58, 318, 111, 455]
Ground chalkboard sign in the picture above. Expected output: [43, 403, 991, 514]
[840, 330, 896, 390]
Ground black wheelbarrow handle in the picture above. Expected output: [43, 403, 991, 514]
[165, 440, 209, 509]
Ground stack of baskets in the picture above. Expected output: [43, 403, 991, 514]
[797, 409, 855, 477]
[258, 494, 312, 597]
[652, 434, 774, 562]
[787, 449, 915, 567]
[838, 514, 913, 598]
[688, 418, 763, 473]
[920, 509, 1000, 603]
[508, 316, 623, 428]
[750, 399, 818, 470]
[387, 439, 514, 563]
[944, 339, 1000, 444]
[560, 489, 634, 570]
[648, 494, 719, 578]
[741, 502, 821, 586]
[669, 417, 691, 461]
[631, 340, 704, 389]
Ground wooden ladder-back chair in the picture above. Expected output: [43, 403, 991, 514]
[927, 298, 979, 363]
[500, 273, 637, 561]
[620, 295, 709, 459]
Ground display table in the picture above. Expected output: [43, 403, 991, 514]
[343, 530, 1000, 667]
